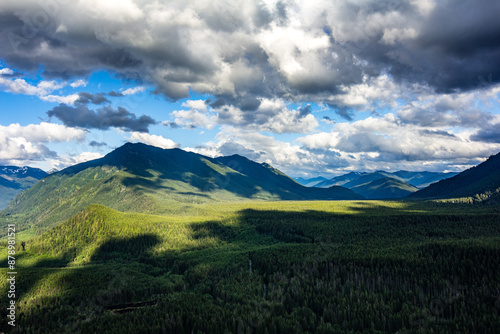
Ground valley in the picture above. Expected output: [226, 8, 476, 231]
[0, 144, 499, 333]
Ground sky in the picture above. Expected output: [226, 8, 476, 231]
[0, 0, 499, 178]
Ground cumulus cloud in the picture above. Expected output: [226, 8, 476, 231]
[47, 104, 156, 132]
[169, 98, 318, 133]
[44, 151, 104, 171]
[0, 122, 86, 165]
[76, 92, 110, 105]
[128, 132, 180, 149]
[298, 114, 500, 167]
[1, 0, 498, 106]
[89, 140, 108, 148]
[0, 70, 80, 104]
[1, 0, 499, 173]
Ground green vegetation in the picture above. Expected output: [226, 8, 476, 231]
[350, 177, 418, 199]
[0, 166, 48, 210]
[1, 200, 499, 333]
[0, 143, 361, 237]
[410, 151, 500, 200]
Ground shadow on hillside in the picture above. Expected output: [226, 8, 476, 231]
[2, 201, 499, 332]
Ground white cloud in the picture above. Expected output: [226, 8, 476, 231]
[0, 122, 87, 165]
[0, 70, 81, 104]
[128, 132, 180, 149]
[122, 86, 146, 95]
[44, 151, 104, 171]
[70, 79, 87, 88]
[298, 114, 500, 167]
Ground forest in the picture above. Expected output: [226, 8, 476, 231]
[0, 200, 499, 333]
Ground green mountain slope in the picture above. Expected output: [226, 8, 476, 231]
[0, 166, 48, 210]
[392, 170, 459, 188]
[409, 151, 500, 200]
[317, 171, 457, 189]
[0, 143, 361, 236]
[350, 177, 419, 199]
[315, 170, 458, 199]
[215, 154, 361, 201]
[293, 176, 328, 187]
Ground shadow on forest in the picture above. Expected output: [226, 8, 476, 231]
[1, 200, 499, 332]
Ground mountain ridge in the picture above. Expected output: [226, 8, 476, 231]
[0, 143, 362, 236]
[0, 165, 48, 210]
[409, 152, 500, 200]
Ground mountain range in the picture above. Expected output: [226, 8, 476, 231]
[1, 143, 361, 234]
[2, 144, 499, 237]
[296, 170, 459, 199]
[0, 166, 48, 210]
[410, 151, 500, 201]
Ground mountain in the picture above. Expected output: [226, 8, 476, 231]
[293, 176, 328, 187]
[315, 172, 364, 188]
[1, 143, 362, 235]
[314, 170, 458, 199]
[390, 170, 459, 189]
[0, 166, 48, 210]
[316, 170, 457, 189]
[409, 152, 500, 200]
[350, 177, 419, 199]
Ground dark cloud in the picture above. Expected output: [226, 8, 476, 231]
[162, 121, 180, 129]
[322, 116, 335, 124]
[298, 104, 312, 118]
[218, 140, 262, 161]
[329, 105, 354, 121]
[419, 129, 456, 138]
[470, 123, 500, 143]
[108, 90, 124, 97]
[89, 141, 108, 148]
[399, 107, 493, 128]
[209, 95, 262, 112]
[0, 0, 499, 113]
[76, 92, 110, 105]
[47, 104, 156, 133]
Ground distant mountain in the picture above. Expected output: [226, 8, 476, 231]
[317, 171, 457, 189]
[409, 152, 500, 200]
[0, 166, 48, 210]
[350, 177, 419, 199]
[293, 176, 328, 187]
[313, 170, 458, 199]
[1, 143, 362, 235]
[391, 170, 459, 189]
[315, 172, 364, 188]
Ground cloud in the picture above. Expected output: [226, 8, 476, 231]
[47, 104, 156, 132]
[1, 0, 498, 109]
[44, 151, 104, 171]
[122, 86, 146, 95]
[0, 122, 86, 165]
[298, 114, 500, 165]
[89, 140, 108, 147]
[128, 132, 179, 149]
[1, 0, 499, 173]
[76, 92, 110, 105]
[0, 67, 80, 103]
[171, 98, 318, 133]
[70, 79, 87, 88]
[322, 116, 335, 124]
[470, 123, 500, 143]
[217, 140, 262, 161]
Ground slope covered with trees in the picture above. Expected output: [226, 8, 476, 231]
[0, 166, 47, 210]
[410, 151, 500, 200]
[0, 143, 361, 236]
[0, 200, 499, 333]
[350, 177, 419, 199]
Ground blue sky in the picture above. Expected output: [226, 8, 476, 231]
[1, 0, 500, 178]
